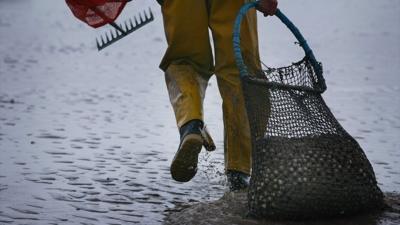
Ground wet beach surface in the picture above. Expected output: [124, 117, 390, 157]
[0, 0, 399, 224]
[164, 192, 400, 225]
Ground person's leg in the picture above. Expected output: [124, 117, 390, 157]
[161, 0, 213, 128]
[208, 0, 260, 177]
[161, 0, 213, 182]
[160, 0, 214, 75]
[164, 65, 209, 128]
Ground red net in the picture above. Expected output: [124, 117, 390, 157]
[66, 0, 128, 28]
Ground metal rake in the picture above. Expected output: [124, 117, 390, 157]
[96, 8, 154, 51]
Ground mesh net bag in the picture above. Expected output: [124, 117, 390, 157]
[66, 0, 128, 28]
[233, 3, 384, 219]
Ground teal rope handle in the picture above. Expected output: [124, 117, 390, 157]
[233, 1, 326, 91]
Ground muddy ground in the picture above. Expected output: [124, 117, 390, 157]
[164, 192, 400, 225]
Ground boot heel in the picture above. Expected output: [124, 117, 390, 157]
[201, 125, 216, 151]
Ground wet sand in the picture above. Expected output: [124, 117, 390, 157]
[164, 192, 400, 225]
[0, 0, 399, 224]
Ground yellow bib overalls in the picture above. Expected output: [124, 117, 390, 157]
[160, 0, 260, 175]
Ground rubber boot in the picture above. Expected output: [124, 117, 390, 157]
[170, 120, 204, 182]
[227, 170, 250, 192]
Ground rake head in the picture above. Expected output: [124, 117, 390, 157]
[96, 8, 154, 51]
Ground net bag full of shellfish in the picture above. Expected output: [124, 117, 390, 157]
[233, 2, 384, 220]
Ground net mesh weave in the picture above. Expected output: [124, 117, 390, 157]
[243, 56, 384, 219]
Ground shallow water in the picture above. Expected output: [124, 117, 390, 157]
[0, 0, 399, 224]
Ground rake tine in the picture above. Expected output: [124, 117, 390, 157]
[101, 35, 106, 46]
[117, 23, 122, 35]
[134, 16, 139, 26]
[106, 32, 111, 43]
[110, 29, 116, 39]
[124, 20, 130, 32]
[130, 18, 135, 29]
[148, 8, 154, 20]
[96, 38, 101, 50]
[139, 13, 144, 23]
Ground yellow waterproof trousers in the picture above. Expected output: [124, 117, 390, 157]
[160, 0, 260, 175]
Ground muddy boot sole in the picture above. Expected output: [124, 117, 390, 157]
[170, 134, 203, 182]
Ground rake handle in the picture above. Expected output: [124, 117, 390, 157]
[109, 22, 126, 34]
[233, 1, 325, 91]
